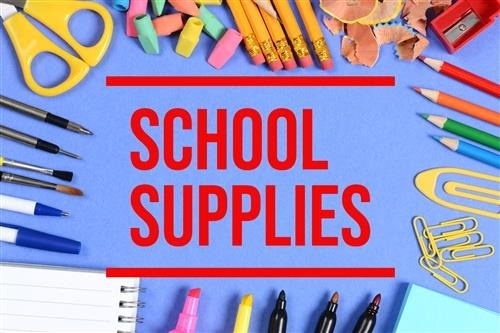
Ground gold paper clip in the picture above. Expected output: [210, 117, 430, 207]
[425, 217, 478, 239]
[413, 216, 442, 268]
[441, 243, 495, 262]
[415, 168, 500, 219]
[419, 256, 469, 293]
[434, 231, 483, 249]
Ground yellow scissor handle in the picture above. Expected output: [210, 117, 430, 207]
[23, 0, 113, 67]
[3, 12, 90, 96]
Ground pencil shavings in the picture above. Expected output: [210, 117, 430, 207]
[323, 16, 344, 35]
[402, 0, 452, 35]
[358, 0, 404, 25]
[374, 23, 429, 60]
[341, 23, 379, 67]
[320, 0, 378, 23]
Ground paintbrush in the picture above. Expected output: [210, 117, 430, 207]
[0, 171, 83, 196]
[0, 155, 73, 181]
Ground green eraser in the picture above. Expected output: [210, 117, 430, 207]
[134, 14, 160, 54]
[152, 0, 166, 16]
[198, 5, 226, 40]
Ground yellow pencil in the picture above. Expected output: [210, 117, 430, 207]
[271, 0, 312, 67]
[226, 0, 265, 65]
[233, 294, 253, 333]
[240, 0, 283, 71]
[259, 6, 297, 70]
[294, 0, 333, 70]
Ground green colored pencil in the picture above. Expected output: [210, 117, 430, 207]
[419, 114, 500, 151]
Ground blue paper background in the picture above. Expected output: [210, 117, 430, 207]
[0, 1, 499, 332]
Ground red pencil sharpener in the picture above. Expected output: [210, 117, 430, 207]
[430, 0, 500, 53]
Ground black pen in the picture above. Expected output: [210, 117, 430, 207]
[0, 95, 92, 135]
[315, 292, 339, 333]
[268, 290, 287, 333]
[0, 125, 80, 159]
[352, 294, 381, 333]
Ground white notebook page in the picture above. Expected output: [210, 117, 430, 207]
[0, 262, 141, 333]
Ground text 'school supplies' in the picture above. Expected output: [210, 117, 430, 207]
[0, 125, 80, 159]
[0, 171, 83, 196]
[0, 262, 142, 331]
[233, 294, 253, 333]
[414, 88, 500, 126]
[413, 216, 494, 293]
[295, 0, 333, 70]
[226, 0, 265, 65]
[241, 0, 283, 71]
[0, 194, 68, 217]
[0, 0, 112, 96]
[315, 292, 339, 333]
[0, 223, 80, 253]
[352, 294, 381, 333]
[268, 290, 287, 333]
[420, 114, 500, 151]
[0, 95, 92, 135]
[432, 136, 500, 169]
[169, 288, 201, 333]
[259, 5, 297, 70]
[430, 0, 500, 53]
[0, 155, 73, 181]
[271, 0, 313, 67]
[394, 284, 500, 332]
[415, 167, 500, 218]
[418, 56, 500, 98]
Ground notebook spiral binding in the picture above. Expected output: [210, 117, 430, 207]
[117, 285, 145, 333]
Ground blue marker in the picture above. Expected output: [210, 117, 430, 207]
[0, 194, 68, 216]
[0, 222, 81, 254]
[432, 136, 500, 168]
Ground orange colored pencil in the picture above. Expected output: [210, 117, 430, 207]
[418, 56, 500, 98]
[414, 87, 500, 126]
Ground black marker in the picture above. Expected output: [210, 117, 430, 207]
[352, 294, 381, 333]
[315, 292, 339, 333]
[268, 290, 287, 333]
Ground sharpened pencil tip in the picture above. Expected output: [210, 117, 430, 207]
[417, 55, 425, 61]
[412, 87, 422, 93]
[418, 113, 429, 119]
[431, 135, 442, 141]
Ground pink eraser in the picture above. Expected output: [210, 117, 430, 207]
[320, 58, 334, 70]
[251, 53, 265, 65]
[168, 0, 200, 16]
[127, 0, 148, 37]
[298, 54, 313, 68]
[153, 13, 184, 36]
[269, 59, 283, 71]
[208, 28, 243, 69]
[283, 58, 297, 70]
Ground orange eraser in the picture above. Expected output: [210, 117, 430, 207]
[168, 0, 200, 16]
[153, 13, 184, 36]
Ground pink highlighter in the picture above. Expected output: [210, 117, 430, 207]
[169, 288, 201, 333]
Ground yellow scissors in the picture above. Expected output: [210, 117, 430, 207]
[1, 0, 113, 96]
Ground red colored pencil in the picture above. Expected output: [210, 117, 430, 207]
[418, 56, 500, 98]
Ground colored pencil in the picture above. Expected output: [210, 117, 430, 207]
[271, 0, 313, 67]
[414, 87, 500, 126]
[420, 114, 500, 151]
[418, 56, 500, 98]
[259, 5, 297, 70]
[226, 0, 265, 65]
[432, 136, 500, 168]
[295, 0, 333, 70]
[240, 0, 283, 71]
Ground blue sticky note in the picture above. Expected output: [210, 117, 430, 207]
[394, 284, 500, 332]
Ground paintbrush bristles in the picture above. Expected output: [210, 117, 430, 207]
[52, 170, 74, 182]
[55, 184, 84, 196]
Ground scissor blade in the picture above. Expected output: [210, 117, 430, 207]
[0, 3, 17, 20]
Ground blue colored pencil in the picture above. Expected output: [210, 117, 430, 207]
[432, 136, 500, 168]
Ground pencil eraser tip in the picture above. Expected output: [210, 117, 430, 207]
[283, 58, 297, 70]
[320, 59, 334, 70]
[299, 55, 313, 68]
[251, 53, 266, 65]
[269, 60, 283, 71]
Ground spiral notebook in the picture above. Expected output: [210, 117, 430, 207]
[0, 262, 143, 333]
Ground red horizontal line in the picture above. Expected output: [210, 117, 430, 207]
[105, 76, 395, 87]
[106, 267, 395, 278]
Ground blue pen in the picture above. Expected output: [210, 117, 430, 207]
[433, 136, 500, 168]
[0, 222, 81, 254]
[0, 194, 69, 216]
